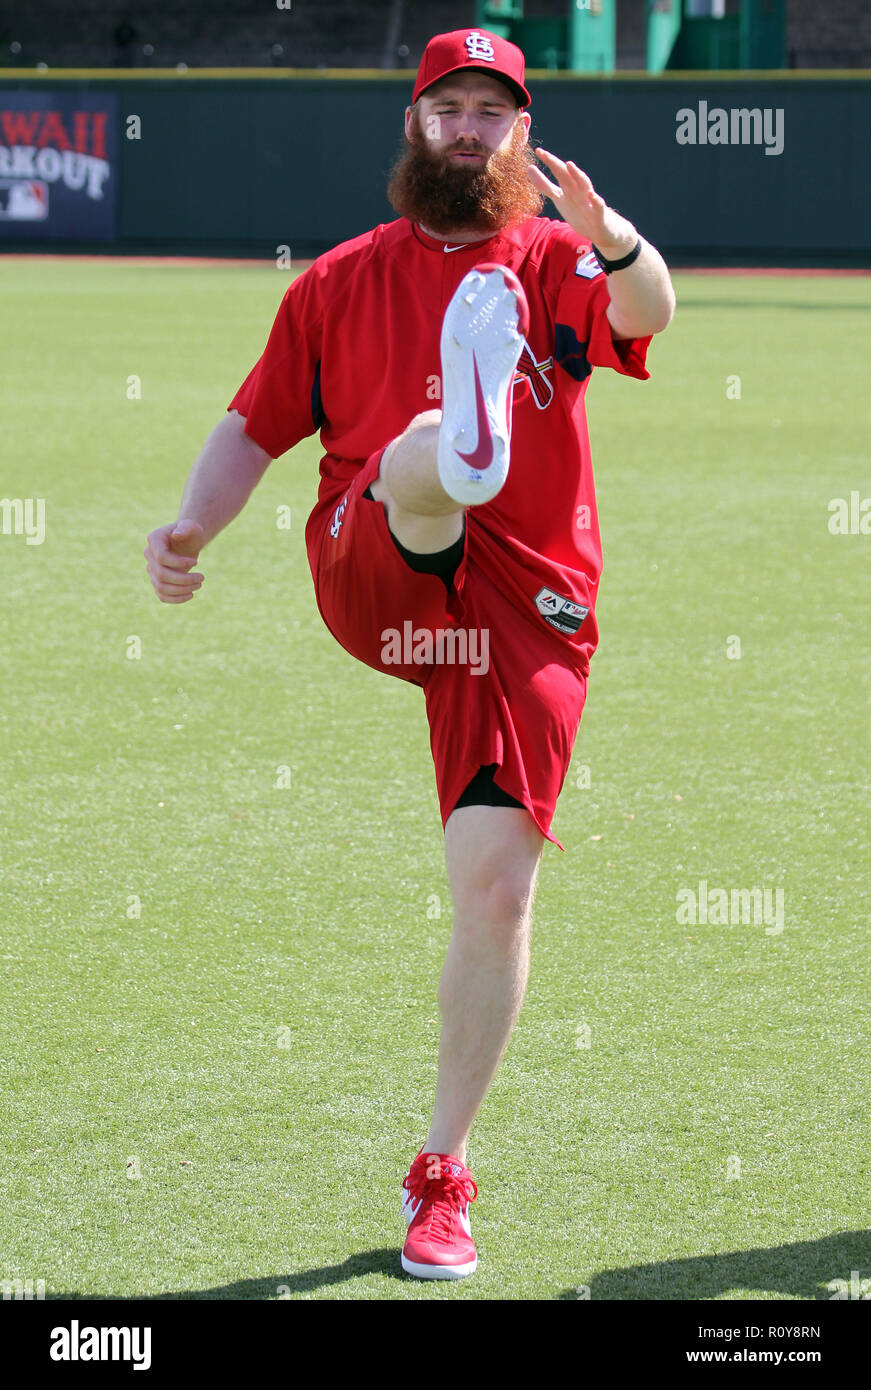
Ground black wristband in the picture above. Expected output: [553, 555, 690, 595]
[591, 237, 642, 274]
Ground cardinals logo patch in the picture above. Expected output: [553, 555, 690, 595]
[514, 338, 554, 410]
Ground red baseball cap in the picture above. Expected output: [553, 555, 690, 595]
[412, 28, 531, 109]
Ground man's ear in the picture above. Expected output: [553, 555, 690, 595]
[404, 105, 414, 139]
[518, 110, 532, 144]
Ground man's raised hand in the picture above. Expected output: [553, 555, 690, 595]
[528, 148, 637, 258]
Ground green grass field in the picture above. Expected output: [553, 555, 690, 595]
[1, 260, 868, 1301]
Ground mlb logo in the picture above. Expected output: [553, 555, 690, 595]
[0, 180, 48, 221]
[534, 587, 589, 635]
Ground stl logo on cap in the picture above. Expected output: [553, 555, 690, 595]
[465, 31, 496, 63]
[412, 28, 531, 107]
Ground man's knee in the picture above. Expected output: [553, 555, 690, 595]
[455, 863, 538, 950]
[407, 408, 442, 432]
[377, 407, 459, 521]
[486, 867, 537, 930]
[382, 410, 442, 474]
[382, 410, 441, 476]
[446, 804, 543, 941]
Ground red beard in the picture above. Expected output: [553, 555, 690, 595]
[387, 110, 544, 236]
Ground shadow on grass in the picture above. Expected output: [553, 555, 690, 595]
[47, 1248, 404, 1300]
[555, 1230, 871, 1301]
[43, 1230, 871, 1301]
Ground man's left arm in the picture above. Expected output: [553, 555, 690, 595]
[529, 148, 675, 340]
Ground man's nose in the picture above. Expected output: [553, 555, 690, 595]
[454, 118, 482, 143]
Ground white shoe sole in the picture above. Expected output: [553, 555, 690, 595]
[437, 262, 530, 507]
[401, 1251, 478, 1280]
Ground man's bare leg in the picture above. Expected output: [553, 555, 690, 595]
[423, 805, 545, 1163]
[372, 355, 545, 1163]
[369, 408, 464, 553]
[371, 415, 545, 1161]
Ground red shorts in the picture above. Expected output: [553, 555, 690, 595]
[308, 448, 588, 849]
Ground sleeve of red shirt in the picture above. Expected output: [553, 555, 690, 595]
[226, 268, 325, 459]
[549, 227, 652, 382]
[582, 275, 652, 379]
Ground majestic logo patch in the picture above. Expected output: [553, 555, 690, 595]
[465, 31, 496, 62]
[575, 249, 604, 280]
[514, 338, 554, 409]
[534, 587, 589, 635]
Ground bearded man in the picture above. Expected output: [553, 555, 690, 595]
[145, 28, 675, 1281]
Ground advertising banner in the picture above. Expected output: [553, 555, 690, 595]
[0, 91, 118, 240]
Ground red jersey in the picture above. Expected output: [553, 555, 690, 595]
[228, 215, 651, 678]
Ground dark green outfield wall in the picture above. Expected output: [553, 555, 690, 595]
[1, 72, 868, 264]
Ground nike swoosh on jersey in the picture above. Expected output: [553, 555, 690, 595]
[456, 356, 493, 470]
[444, 244, 466, 252]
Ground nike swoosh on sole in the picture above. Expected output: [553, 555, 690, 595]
[456, 356, 493, 470]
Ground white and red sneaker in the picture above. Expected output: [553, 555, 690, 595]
[437, 262, 530, 507]
[401, 1150, 479, 1280]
